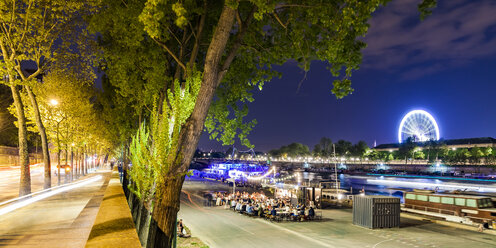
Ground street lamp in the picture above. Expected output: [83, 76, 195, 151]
[49, 99, 59, 106]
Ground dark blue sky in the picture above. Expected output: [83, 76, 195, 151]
[198, 0, 496, 152]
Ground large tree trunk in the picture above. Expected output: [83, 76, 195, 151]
[151, 4, 236, 247]
[10, 84, 31, 196]
[148, 176, 184, 248]
[57, 148, 61, 184]
[25, 86, 51, 189]
[84, 146, 88, 175]
[70, 147, 74, 181]
[75, 149, 78, 178]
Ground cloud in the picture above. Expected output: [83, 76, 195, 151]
[362, 0, 496, 80]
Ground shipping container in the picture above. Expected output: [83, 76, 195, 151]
[352, 195, 400, 229]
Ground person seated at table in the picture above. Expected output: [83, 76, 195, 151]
[231, 199, 237, 209]
[285, 205, 290, 212]
[271, 206, 277, 217]
[290, 208, 298, 220]
[235, 201, 242, 211]
[246, 204, 254, 215]
[291, 208, 298, 217]
[308, 207, 315, 219]
[241, 203, 247, 212]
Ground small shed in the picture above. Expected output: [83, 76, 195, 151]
[352, 195, 400, 229]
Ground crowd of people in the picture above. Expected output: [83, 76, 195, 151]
[204, 191, 317, 221]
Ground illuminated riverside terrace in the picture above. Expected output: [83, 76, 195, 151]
[179, 161, 496, 247]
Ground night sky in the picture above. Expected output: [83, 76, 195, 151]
[198, 0, 496, 152]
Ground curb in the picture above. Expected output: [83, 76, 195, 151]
[85, 168, 141, 248]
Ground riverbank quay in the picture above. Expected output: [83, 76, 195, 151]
[401, 212, 496, 235]
[0, 169, 111, 247]
[85, 168, 140, 248]
[179, 178, 496, 248]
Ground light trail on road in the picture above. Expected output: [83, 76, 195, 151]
[0, 175, 102, 216]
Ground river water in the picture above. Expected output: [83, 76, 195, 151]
[298, 172, 496, 201]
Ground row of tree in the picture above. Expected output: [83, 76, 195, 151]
[0, 1, 117, 194]
[267, 138, 496, 166]
[372, 138, 496, 165]
[268, 138, 370, 159]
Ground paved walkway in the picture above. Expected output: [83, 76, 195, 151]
[179, 179, 496, 248]
[0, 169, 111, 248]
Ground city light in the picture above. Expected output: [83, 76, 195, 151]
[49, 99, 59, 106]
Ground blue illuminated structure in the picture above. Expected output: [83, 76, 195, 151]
[203, 162, 270, 181]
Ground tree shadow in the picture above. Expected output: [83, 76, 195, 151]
[103, 193, 123, 201]
[87, 217, 135, 241]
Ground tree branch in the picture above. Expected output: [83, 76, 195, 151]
[235, 10, 242, 31]
[17, 0, 34, 48]
[187, 0, 207, 72]
[217, 6, 257, 84]
[273, 12, 287, 29]
[152, 37, 186, 72]
[167, 26, 182, 45]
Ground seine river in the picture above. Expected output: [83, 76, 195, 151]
[299, 172, 496, 201]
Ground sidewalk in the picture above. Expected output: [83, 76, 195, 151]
[0, 169, 111, 247]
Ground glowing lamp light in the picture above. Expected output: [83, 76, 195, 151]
[49, 99, 59, 106]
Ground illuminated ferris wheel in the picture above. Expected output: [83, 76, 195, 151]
[398, 110, 440, 143]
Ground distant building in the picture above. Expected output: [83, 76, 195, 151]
[374, 137, 496, 152]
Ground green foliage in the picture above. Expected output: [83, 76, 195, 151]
[414, 150, 425, 160]
[129, 122, 154, 200]
[90, 0, 167, 116]
[351, 140, 369, 158]
[0, 0, 98, 85]
[0, 85, 17, 146]
[418, 0, 437, 21]
[129, 71, 202, 200]
[313, 137, 332, 157]
[335, 140, 353, 157]
[332, 79, 354, 99]
[398, 137, 416, 160]
[269, 142, 310, 158]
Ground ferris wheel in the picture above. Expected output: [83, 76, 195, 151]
[398, 110, 440, 143]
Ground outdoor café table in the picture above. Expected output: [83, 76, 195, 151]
[277, 211, 290, 217]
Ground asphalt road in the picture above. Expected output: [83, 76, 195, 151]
[0, 169, 110, 248]
[179, 178, 496, 248]
[0, 164, 83, 203]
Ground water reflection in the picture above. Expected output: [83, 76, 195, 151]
[296, 171, 496, 201]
